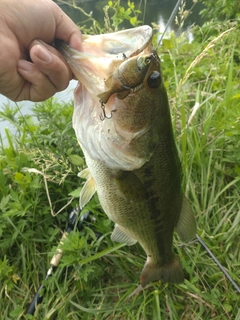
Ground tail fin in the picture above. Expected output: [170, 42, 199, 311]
[140, 254, 184, 288]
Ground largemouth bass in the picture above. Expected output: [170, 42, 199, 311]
[56, 26, 196, 290]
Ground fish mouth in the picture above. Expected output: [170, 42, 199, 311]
[55, 26, 153, 94]
[55, 26, 155, 170]
[55, 25, 152, 59]
[80, 25, 153, 58]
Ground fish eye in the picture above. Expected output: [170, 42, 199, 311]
[147, 71, 161, 89]
[145, 57, 152, 64]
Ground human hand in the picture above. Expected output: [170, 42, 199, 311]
[0, 0, 82, 102]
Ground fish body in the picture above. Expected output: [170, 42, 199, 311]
[56, 26, 196, 289]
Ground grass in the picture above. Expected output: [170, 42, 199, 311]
[0, 3, 240, 320]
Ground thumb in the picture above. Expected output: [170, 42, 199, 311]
[17, 40, 72, 101]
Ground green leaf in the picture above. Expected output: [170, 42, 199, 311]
[69, 187, 81, 198]
[9, 305, 24, 317]
[130, 16, 137, 26]
[79, 243, 126, 265]
[68, 154, 84, 166]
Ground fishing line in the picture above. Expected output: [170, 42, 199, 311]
[182, 243, 236, 319]
[195, 234, 240, 294]
[181, 233, 239, 318]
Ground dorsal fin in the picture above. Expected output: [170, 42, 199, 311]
[175, 196, 197, 242]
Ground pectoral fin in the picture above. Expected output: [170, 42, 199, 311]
[175, 196, 197, 242]
[78, 167, 91, 179]
[79, 170, 96, 209]
[111, 224, 137, 246]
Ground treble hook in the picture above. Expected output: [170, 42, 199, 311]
[100, 102, 115, 121]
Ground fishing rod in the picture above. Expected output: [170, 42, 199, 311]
[158, 0, 182, 45]
[25, 208, 101, 315]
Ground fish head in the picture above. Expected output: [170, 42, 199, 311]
[56, 26, 169, 170]
[56, 26, 152, 98]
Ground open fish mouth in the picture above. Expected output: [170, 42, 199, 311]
[56, 25, 152, 60]
[55, 26, 157, 170]
[81, 25, 153, 58]
[55, 26, 153, 96]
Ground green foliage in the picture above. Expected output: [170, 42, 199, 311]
[199, 0, 240, 21]
[0, 256, 18, 290]
[159, 19, 240, 182]
[1, 1, 240, 319]
[56, 0, 141, 34]
[104, 0, 141, 30]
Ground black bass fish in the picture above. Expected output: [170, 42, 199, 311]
[56, 25, 196, 291]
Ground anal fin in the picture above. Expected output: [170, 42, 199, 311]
[111, 224, 137, 246]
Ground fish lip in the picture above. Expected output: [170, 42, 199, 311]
[119, 25, 153, 58]
[55, 25, 153, 60]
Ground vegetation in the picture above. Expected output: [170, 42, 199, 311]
[199, 0, 240, 21]
[0, 1, 239, 319]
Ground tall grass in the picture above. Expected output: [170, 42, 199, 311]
[0, 2, 240, 319]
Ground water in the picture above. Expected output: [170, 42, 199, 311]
[0, 0, 203, 140]
[56, 0, 203, 34]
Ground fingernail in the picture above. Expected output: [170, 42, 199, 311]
[36, 44, 52, 63]
[18, 60, 33, 72]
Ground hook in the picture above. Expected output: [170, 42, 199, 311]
[100, 102, 115, 121]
